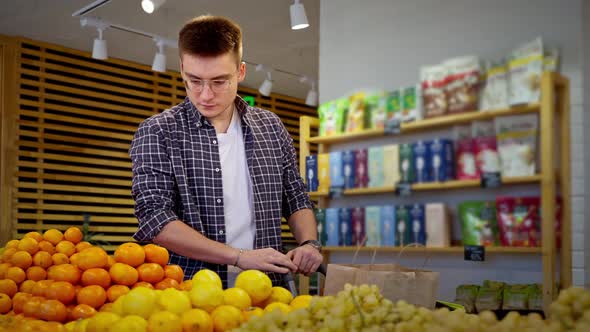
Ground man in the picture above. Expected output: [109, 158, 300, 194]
[129, 15, 323, 287]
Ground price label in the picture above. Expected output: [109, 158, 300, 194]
[395, 182, 412, 197]
[329, 185, 344, 199]
[481, 172, 501, 188]
[464, 245, 485, 261]
[384, 118, 401, 135]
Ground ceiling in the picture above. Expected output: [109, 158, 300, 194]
[0, 0, 319, 99]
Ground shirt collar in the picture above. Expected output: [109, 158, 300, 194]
[186, 95, 252, 128]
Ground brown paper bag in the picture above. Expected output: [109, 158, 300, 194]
[323, 263, 439, 309]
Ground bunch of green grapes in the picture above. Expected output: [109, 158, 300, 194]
[549, 287, 590, 332]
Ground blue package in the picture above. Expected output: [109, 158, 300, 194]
[342, 150, 356, 189]
[409, 204, 426, 245]
[338, 208, 352, 246]
[329, 151, 344, 188]
[365, 206, 381, 246]
[305, 155, 318, 192]
[380, 205, 396, 246]
[429, 138, 455, 182]
[412, 141, 431, 183]
[326, 208, 340, 246]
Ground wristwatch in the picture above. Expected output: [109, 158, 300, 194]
[299, 239, 322, 253]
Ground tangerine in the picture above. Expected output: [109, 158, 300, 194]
[45, 281, 76, 305]
[19, 280, 36, 294]
[144, 244, 169, 266]
[132, 282, 154, 290]
[51, 253, 69, 265]
[24, 231, 44, 243]
[5, 266, 26, 284]
[31, 280, 54, 297]
[22, 295, 44, 318]
[17, 237, 39, 255]
[64, 227, 83, 244]
[11, 251, 33, 269]
[114, 243, 145, 267]
[76, 285, 107, 309]
[0, 279, 18, 297]
[25, 266, 47, 281]
[0, 262, 12, 279]
[70, 303, 97, 320]
[109, 263, 138, 286]
[38, 299, 67, 322]
[164, 265, 184, 283]
[5, 239, 20, 249]
[43, 229, 64, 245]
[0, 293, 11, 314]
[32, 251, 53, 269]
[106, 285, 130, 302]
[137, 263, 165, 284]
[81, 268, 111, 288]
[75, 241, 93, 253]
[154, 277, 180, 290]
[38, 241, 56, 255]
[77, 247, 108, 270]
[11, 292, 32, 314]
[2, 247, 17, 263]
[55, 241, 76, 257]
[47, 264, 81, 284]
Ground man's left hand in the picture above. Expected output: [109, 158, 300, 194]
[286, 245, 323, 276]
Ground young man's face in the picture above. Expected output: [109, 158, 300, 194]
[180, 52, 246, 121]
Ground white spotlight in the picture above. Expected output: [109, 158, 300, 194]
[152, 39, 166, 72]
[81, 17, 109, 60]
[290, 0, 309, 30]
[259, 72, 273, 97]
[306, 84, 318, 107]
[142, 0, 166, 14]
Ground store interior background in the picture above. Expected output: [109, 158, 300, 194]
[0, 0, 588, 301]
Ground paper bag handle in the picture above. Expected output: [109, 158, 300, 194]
[351, 235, 368, 264]
[396, 242, 431, 269]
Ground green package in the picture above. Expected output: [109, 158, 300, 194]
[502, 284, 531, 310]
[459, 201, 500, 246]
[395, 205, 411, 246]
[365, 91, 387, 130]
[387, 90, 402, 121]
[454, 284, 480, 313]
[475, 280, 505, 311]
[399, 143, 414, 183]
[346, 92, 367, 133]
[318, 98, 347, 136]
[528, 284, 543, 311]
[315, 208, 327, 246]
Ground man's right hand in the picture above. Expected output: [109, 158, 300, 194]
[237, 248, 297, 274]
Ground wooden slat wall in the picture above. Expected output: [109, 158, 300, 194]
[5, 36, 318, 250]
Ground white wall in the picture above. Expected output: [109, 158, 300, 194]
[583, 0, 590, 289]
[319, 0, 586, 300]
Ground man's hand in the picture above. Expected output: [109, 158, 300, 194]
[286, 245, 323, 276]
[237, 248, 298, 274]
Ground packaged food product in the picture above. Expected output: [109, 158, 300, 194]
[368, 146, 385, 188]
[305, 155, 318, 192]
[346, 92, 367, 133]
[428, 138, 454, 182]
[412, 141, 431, 183]
[458, 201, 499, 246]
[443, 55, 481, 114]
[326, 208, 340, 246]
[544, 47, 560, 72]
[409, 204, 426, 245]
[318, 98, 347, 136]
[502, 284, 531, 310]
[342, 150, 356, 189]
[329, 151, 344, 189]
[454, 125, 479, 180]
[528, 284, 543, 311]
[365, 206, 381, 247]
[496, 196, 540, 247]
[351, 207, 366, 246]
[315, 208, 327, 245]
[399, 143, 414, 183]
[338, 208, 352, 246]
[387, 90, 402, 121]
[395, 205, 411, 246]
[380, 205, 396, 246]
[401, 85, 423, 122]
[495, 114, 538, 177]
[366, 90, 388, 129]
[317, 153, 330, 192]
[480, 60, 510, 111]
[421, 65, 448, 118]
[354, 149, 369, 188]
[383, 145, 400, 187]
[425, 203, 451, 247]
[455, 285, 480, 313]
[475, 280, 505, 312]
[508, 37, 544, 105]
[472, 121, 500, 173]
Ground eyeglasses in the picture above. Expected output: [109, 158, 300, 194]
[183, 73, 236, 94]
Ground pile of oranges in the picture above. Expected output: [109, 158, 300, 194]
[0, 227, 188, 326]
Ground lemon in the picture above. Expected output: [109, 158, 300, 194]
[157, 288, 191, 315]
[189, 282, 224, 312]
[290, 294, 313, 310]
[122, 287, 157, 319]
[261, 286, 293, 307]
[234, 270, 272, 306]
[264, 302, 291, 314]
[242, 306, 264, 322]
[72, 319, 90, 332]
[223, 287, 252, 310]
[108, 315, 147, 332]
[181, 308, 213, 332]
[111, 296, 125, 316]
[64, 321, 77, 332]
[86, 312, 120, 332]
[147, 311, 182, 332]
[210, 305, 243, 332]
[192, 269, 222, 289]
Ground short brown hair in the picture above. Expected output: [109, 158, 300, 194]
[178, 15, 242, 64]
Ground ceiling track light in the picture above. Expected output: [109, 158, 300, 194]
[290, 0, 309, 30]
[299, 76, 318, 106]
[256, 64, 273, 96]
[141, 0, 166, 14]
[80, 17, 110, 60]
[151, 37, 176, 73]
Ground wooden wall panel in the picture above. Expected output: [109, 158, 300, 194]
[2, 36, 317, 250]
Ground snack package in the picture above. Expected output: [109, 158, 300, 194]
[496, 196, 541, 247]
[454, 125, 479, 180]
[368, 146, 385, 188]
[366, 90, 388, 129]
[342, 150, 356, 189]
[315, 208, 327, 246]
[317, 153, 330, 192]
[401, 85, 423, 122]
[429, 138, 455, 182]
[383, 145, 400, 187]
[472, 121, 500, 174]
[475, 280, 505, 312]
[421, 65, 448, 118]
[443, 56, 481, 114]
[509, 37, 544, 105]
[528, 284, 543, 311]
[409, 204, 426, 245]
[395, 205, 411, 247]
[502, 284, 531, 310]
[326, 208, 340, 246]
[346, 92, 367, 133]
[380, 205, 396, 246]
[387, 89, 402, 121]
[329, 151, 344, 189]
[338, 208, 352, 246]
[318, 98, 347, 136]
[354, 149, 369, 188]
[495, 114, 538, 177]
[305, 155, 318, 192]
[365, 206, 382, 247]
[412, 141, 431, 183]
[544, 47, 560, 72]
[399, 144, 415, 183]
[459, 201, 499, 246]
[454, 285, 480, 313]
[480, 60, 510, 111]
[351, 207, 366, 246]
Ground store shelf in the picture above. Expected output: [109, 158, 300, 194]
[323, 246, 542, 254]
[308, 175, 541, 197]
[307, 103, 540, 144]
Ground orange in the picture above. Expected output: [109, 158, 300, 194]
[47, 264, 81, 284]
[45, 281, 76, 305]
[32, 251, 53, 269]
[17, 237, 39, 255]
[81, 268, 111, 288]
[180, 280, 194, 291]
[5, 266, 26, 284]
[55, 241, 76, 257]
[22, 295, 44, 318]
[5, 239, 20, 249]
[38, 299, 67, 322]
[31, 280, 54, 297]
[210, 305, 243, 332]
[38, 241, 56, 255]
[71, 303, 97, 320]
[11, 292, 32, 314]
[114, 243, 145, 267]
[0, 293, 11, 314]
[24, 231, 44, 243]
[69, 252, 80, 267]
[164, 265, 184, 283]
[144, 244, 169, 266]
[76, 285, 107, 309]
[77, 247, 108, 270]
[106, 255, 116, 268]
[137, 263, 165, 284]
[19, 280, 36, 294]
[0, 262, 11, 278]
[25, 266, 47, 281]
[43, 229, 64, 245]
[11, 251, 33, 269]
[154, 277, 180, 290]
[106, 285, 130, 302]
[0, 279, 18, 297]
[109, 262, 138, 286]
[75, 241, 93, 253]
[51, 253, 69, 265]
[2, 247, 17, 263]
[133, 281, 154, 289]
[64, 227, 83, 244]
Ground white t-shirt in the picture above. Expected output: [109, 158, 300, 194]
[216, 109, 255, 286]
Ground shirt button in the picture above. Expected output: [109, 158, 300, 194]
[219, 230, 224, 235]
[216, 198, 221, 203]
[212, 139, 217, 144]
[215, 168, 220, 172]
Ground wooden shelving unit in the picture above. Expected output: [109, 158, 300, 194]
[298, 72, 572, 313]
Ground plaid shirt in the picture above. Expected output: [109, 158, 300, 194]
[129, 96, 313, 287]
